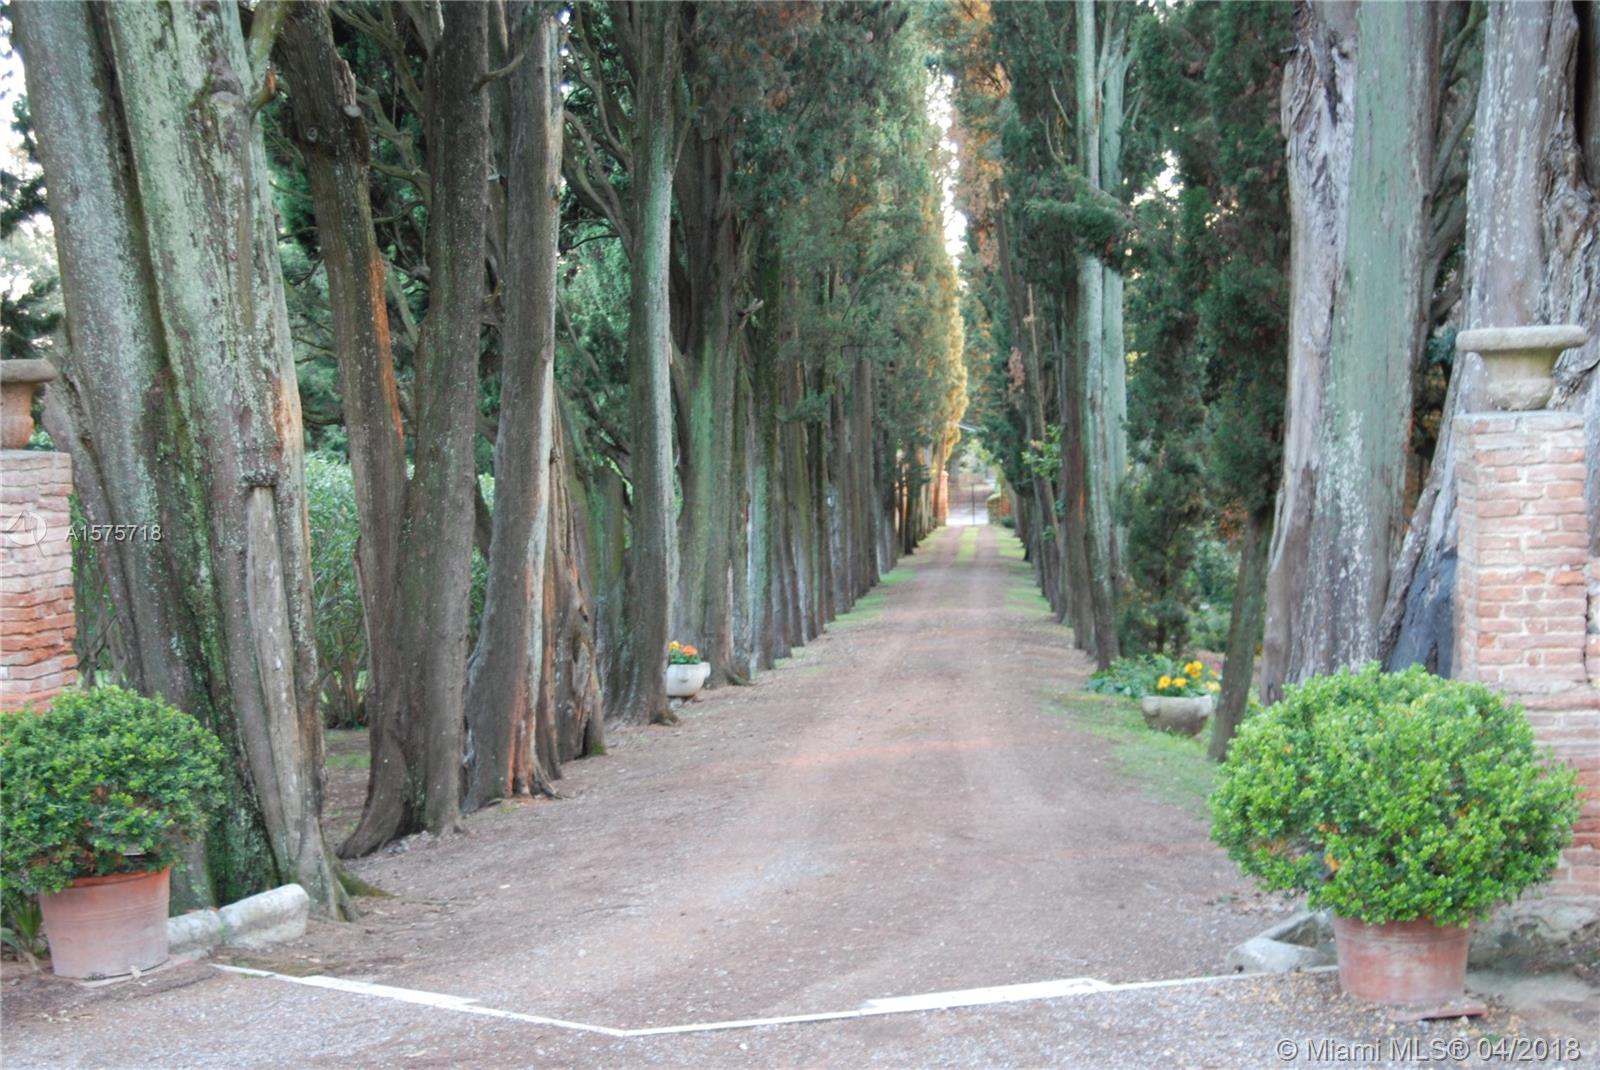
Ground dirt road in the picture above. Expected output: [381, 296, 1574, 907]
[8, 524, 1557, 1067]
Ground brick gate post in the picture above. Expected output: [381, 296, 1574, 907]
[1455, 409, 1599, 899]
[1, 450, 77, 711]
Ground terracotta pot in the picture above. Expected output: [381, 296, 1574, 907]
[0, 358, 58, 449]
[1455, 325, 1587, 411]
[39, 867, 171, 979]
[1332, 914, 1471, 1006]
[665, 661, 710, 699]
[1139, 694, 1214, 737]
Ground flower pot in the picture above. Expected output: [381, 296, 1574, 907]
[665, 661, 710, 699]
[0, 358, 57, 449]
[1455, 325, 1588, 411]
[1139, 694, 1214, 737]
[39, 867, 171, 979]
[1331, 914, 1471, 1006]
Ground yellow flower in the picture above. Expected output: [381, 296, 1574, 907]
[1185, 660, 1204, 677]
[1207, 681, 1221, 692]
[1157, 675, 1171, 689]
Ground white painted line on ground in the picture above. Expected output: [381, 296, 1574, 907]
[860, 976, 1111, 1013]
[214, 963, 1339, 1039]
[214, 966, 629, 1037]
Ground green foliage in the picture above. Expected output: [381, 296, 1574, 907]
[1089, 653, 1219, 698]
[304, 453, 365, 726]
[1087, 654, 1184, 698]
[1, 888, 44, 963]
[1, 687, 227, 898]
[1121, 191, 1208, 655]
[1113, 1, 1292, 659]
[1019, 431, 1061, 482]
[1210, 665, 1579, 926]
[1186, 536, 1239, 651]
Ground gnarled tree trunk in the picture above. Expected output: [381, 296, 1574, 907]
[1074, 0, 1129, 669]
[19, 0, 347, 915]
[1263, 2, 1441, 700]
[464, 6, 563, 809]
[1382, 0, 1600, 673]
[615, 1, 683, 725]
[339, 1, 490, 855]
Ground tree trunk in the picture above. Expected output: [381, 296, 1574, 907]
[1208, 506, 1272, 760]
[615, 2, 681, 726]
[340, 1, 489, 854]
[545, 411, 606, 764]
[1263, 2, 1441, 700]
[20, 0, 348, 915]
[463, 7, 562, 809]
[672, 128, 743, 686]
[1075, 0, 1128, 669]
[1382, 0, 1600, 672]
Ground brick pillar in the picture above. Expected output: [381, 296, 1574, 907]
[0, 450, 77, 711]
[1455, 411, 1599, 899]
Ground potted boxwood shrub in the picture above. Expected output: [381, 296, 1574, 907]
[1211, 665, 1578, 1006]
[1, 686, 225, 979]
[664, 641, 710, 699]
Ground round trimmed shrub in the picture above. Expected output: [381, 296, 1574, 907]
[1, 687, 226, 897]
[1209, 664, 1578, 926]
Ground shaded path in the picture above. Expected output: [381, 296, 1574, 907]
[7, 525, 1408, 1067]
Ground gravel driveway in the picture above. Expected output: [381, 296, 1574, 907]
[4, 525, 1586, 1067]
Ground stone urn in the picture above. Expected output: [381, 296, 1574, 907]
[1140, 694, 1214, 737]
[0, 358, 58, 449]
[1455, 325, 1588, 411]
[665, 661, 711, 699]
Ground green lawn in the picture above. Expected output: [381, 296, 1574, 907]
[954, 525, 977, 563]
[995, 531, 1027, 561]
[324, 728, 370, 770]
[1043, 691, 1219, 817]
[876, 564, 917, 586]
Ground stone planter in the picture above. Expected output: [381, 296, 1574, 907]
[0, 358, 57, 449]
[1140, 694, 1214, 737]
[1332, 914, 1471, 1007]
[665, 661, 710, 699]
[39, 867, 171, 979]
[1455, 325, 1587, 411]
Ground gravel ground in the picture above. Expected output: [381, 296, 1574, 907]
[3, 523, 1591, 1067]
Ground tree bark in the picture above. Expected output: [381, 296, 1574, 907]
[1263, 2, 1442, 699]
[1074, 0, 1128, 669]
[20, 0, 348, 915]
[672, 124, 744, 686]
[1208, 506, 1272, 760]
[339, 1, 489, 854]
[1382, 0, 1600, 673]
[614, 1, 682, 726]
[463, 6, 562, 809]
[545, 411, 606, 764]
